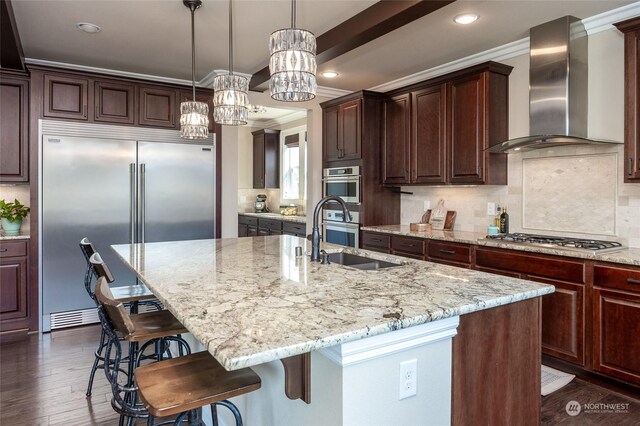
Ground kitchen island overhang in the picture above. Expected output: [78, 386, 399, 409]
[112, 236, 554, 425]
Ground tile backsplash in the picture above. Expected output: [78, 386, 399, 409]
[0, 184, 32, 233]
[238, 188, 283, 214]
[401, 145, 640, 248]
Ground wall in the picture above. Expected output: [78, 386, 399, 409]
[0, 184, 31, 233]
[400, 28, 640, 248]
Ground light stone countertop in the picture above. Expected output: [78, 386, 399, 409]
[112, 236, 554, 371]
[239, 212, 307, 224]
[0, 232, 30, 240]
[361, 225, 640, 267]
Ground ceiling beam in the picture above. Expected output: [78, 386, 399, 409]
[1, 0, 25, 71]
[249, 0, 455, 91]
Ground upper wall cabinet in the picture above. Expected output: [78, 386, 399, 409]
[0, 72, 29, 182]
[138, 86, 176, 128]
[252, 129, 280, 189]
[322, 98, 362, 163]
[43, 74, 89, 120]
[382, 61, 512, 186]
[94, 81, 135, 125]
[615, 17, 640, 183]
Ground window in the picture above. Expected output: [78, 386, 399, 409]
[280, 125, 306, 206]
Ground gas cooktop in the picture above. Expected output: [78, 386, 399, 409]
[482, 233, 625, 254]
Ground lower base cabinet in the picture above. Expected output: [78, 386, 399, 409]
[0, 239, 32, 333]
[238, 215, 306, 238]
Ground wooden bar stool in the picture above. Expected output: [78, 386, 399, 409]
[95, 277, 195, 425]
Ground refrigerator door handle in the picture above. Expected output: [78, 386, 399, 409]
[140, 163, 146, 243]
[129, 163, 136, 243]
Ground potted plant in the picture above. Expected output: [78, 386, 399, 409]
[0, 198, 30, 235]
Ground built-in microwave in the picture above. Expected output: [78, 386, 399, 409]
[322, 166, 360, 204]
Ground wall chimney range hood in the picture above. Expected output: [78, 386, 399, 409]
[488, 16, 621, 153]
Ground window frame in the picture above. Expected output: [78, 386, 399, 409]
[279, 125, 307, 207]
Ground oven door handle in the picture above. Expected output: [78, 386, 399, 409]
[323, 221, 361, 230]
[322, 176, 361, 182]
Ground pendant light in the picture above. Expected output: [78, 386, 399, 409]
[213, 0, 248, 126]
[269, 0, 317, 102]
[180, 0, 209, 140]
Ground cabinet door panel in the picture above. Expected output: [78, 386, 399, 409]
[253, 133, 265, 189]
[247, 226, 258, 237]
[44, 74, 88, 120]
[448, 74, 485, 184]
[413, 85, 447, 184]
[138, 86, 176, 128]
[323, 106, 341, 163]
[383, 94, 411, 184]
[593, 288, 640, 384]
[0, 258, 28, 325]
[0, 76, 28, 182]
[95, 81, 135, 124]
[340, 100, 362, 160]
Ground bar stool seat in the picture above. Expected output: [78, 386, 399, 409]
[135, 351, 261, 419]
[126, 310, 188, 342]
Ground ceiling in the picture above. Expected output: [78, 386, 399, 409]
[11, 0, 637, 92]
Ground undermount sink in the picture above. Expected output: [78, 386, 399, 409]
[327, 252, 401, 270]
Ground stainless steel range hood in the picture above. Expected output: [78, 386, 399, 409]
[489, 16, 621, 153]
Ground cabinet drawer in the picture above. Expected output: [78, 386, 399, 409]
[258, 218, 283, 232]
[594, 263, 640, 293]
[238, 215, 258, 227]
[475, 247, 585, 284]
[0, 240, 28, 258]
[361, 232, 390, 250]
[428, 241, 470, 265]
[283, 222, 306, 235]
[391, 236, 425, 256]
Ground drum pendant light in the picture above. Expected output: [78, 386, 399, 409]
[213, 0, 248, 126]
[269, 0, 317, 102]
[180, 0, 209, 140]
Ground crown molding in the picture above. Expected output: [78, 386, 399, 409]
[583, 2, 640, 35]
[249, 110, 307, 129]
[368, 2, 638, 94]
[316, 85, 352, 99]
[24, 58, 196, 87]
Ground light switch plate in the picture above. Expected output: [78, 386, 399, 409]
[487, 202, 496, 216]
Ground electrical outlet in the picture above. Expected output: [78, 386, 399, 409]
[487, 202, 496, 216]
[424, 200, 430, 211]
[399, 359, 417, 400]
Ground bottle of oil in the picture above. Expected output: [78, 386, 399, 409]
[499, 206, 509, 234]
[494, 206, 502, 228]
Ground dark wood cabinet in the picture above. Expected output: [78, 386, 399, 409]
[390, 235, 425, 260]
[238, 214, 305, 238]
[382, 94, 411, 184]
[0, 240, 32, 332]
[0, 72, 29, 182]
[138, 86, 176, 128]
[322, 99, 362, 163]
[283, 221, 306, 238]
[413, 85, 447, 184]
[252, 129, 280, 189]
[427, 241, 470, 268]
[615, 17, 640, 182]
[382, 62, 510, 186]
[94, 81, 135, 125]
[592, 263, 640, 384]
[43, 74, 88, 120]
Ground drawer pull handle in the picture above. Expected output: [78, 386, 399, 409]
[439, 249, 456, 255]
[401, 244, 415, 248]
[371, 238, 382, 242]
[628, 278, 640, 285]
[0, 248, 7, 252]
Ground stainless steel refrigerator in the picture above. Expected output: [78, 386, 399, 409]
[40, 120, 215, 331]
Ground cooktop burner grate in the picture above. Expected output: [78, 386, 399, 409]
[484, 233, 624, 253]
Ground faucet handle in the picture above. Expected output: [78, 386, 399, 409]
[320, 249, 331, 265]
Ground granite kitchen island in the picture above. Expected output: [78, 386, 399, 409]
[112, 236, 554, 426]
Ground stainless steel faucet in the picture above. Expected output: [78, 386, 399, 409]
[310, 196, 352, 262]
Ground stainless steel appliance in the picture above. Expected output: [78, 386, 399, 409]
[255, 194, 268, 212]
[489, 16, 621, 153]
[482, 233, 624, 254]
[323, 209, 360, 248]
[40, 120, 215, 331]
[322, 166, 360, 204]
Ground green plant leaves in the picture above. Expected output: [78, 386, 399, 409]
[0, 198, 30, 221]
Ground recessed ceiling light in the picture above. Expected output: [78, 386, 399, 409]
[76, 22, 101, 34]
[453, 14, 479, 25]
[321, 71, 339, 78]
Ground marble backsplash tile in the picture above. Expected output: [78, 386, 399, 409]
[238, 188, 283, 214]
[401, 145, 640, 248]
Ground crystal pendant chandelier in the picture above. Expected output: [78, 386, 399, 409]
[269, 0, 317, 102]
[213, 0, 248, 125]
[180, 0, 209, 140]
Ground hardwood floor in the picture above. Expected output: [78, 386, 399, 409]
[1, 325, 639, 425]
